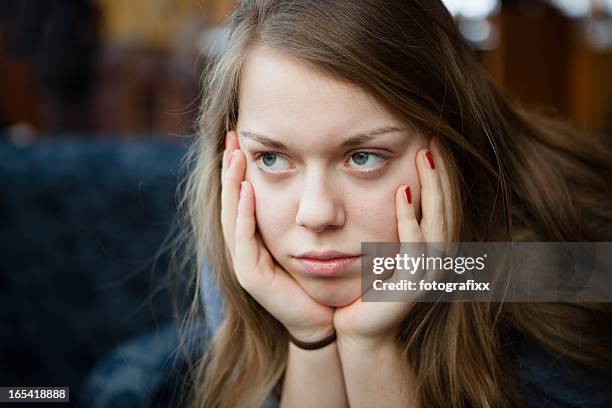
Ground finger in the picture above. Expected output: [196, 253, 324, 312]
[234, 180, 261, 290]
[429, 137, 454, 242]
[220, 147, 246, 259]
[417, 148, 446, 242]
[396, 184, 423, 243]
[221, 130, 238, 182]
[227, 129, 240, 150]
[370, 185, 423, 292]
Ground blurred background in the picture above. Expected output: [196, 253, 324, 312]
[0, 0, 611, 406]
[1, 0, 611, 140]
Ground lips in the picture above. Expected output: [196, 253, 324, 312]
[296, 250, 360, 260]
[295, 255, 361, 277]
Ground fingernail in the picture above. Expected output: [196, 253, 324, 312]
[228, 150, 235, 168]
[425, 150, 435, 169]
[239, 181, 245, 198]
[404, 186, 412, 204]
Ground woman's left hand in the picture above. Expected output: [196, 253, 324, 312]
[333, 137, 453, 346]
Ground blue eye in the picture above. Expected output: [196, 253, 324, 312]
[348, 152, 386, 172]
[254, 152, 291, 172]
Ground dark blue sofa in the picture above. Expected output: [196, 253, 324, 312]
[0, 136, 194, 406]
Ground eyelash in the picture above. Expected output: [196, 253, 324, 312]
[251, 151, 389, 175]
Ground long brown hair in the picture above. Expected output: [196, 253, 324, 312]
[176, 0, 612, 406]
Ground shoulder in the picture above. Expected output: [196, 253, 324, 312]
[514, 337, 612, 408]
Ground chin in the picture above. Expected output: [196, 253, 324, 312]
[306, 282, 362, 307]
[318, 296, 358, 308]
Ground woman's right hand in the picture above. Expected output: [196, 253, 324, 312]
[221, 130, 335, 343]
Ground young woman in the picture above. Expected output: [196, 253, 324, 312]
[178, 0, 612, 406]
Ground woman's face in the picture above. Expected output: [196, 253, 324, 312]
[236, 46, 427, 307]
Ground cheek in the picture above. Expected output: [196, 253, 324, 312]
[350, 187, 399, 241]
[350, 163, 422, 241]
[249, 178, 293, 247]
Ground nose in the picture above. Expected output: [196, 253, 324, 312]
[295, 173, 345, 233]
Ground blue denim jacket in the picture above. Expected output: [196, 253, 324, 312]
[82, 261, 612, 407]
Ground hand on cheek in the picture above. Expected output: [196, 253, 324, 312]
[221, 130, 336, 343]
[333, 137, 452, 347]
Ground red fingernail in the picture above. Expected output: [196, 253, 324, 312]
[404, 186, 411, 204]
[426, 151, 435, 169]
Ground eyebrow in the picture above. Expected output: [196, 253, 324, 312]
[238, 125, 409, 150]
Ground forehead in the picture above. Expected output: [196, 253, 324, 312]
[237, 47, 400, 141]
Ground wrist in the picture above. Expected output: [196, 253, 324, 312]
[289, 328, 336, 350]
[287, 324, 335, 344]
[336, 331, 397, 352]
